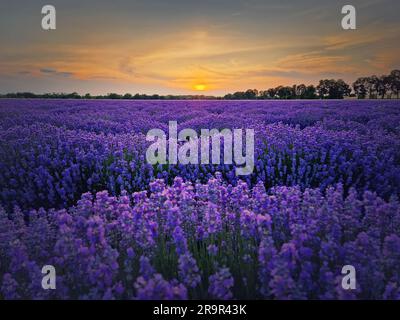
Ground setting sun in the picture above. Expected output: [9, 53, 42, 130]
[194, 84, 206, 91]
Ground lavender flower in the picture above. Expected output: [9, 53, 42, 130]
[208, 268, 234, 300]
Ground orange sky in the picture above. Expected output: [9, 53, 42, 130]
[0, 0, 399, 95]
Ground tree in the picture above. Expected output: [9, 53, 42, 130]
[316, 80, 330, 98]
[108, 93, 122, 99]
[258, 90, 271, 99]
[275, 86, 295, 99]
[353, 77, 368, 99]
[366, 76, 380, 99]
[66, 92, 80, 99]
[267, 88, 277, 99]
[224, 93, 233, 99]
[304, 85, 317, 99]
[245, 89, 258, 99]
[317, 79, 351, 99]
[376, 75, 390, 99]
[233, 91, 246, 99]
[389, 70, 400, 99]
[336, 79, 351, 98]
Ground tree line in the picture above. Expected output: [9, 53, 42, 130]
[225, 70, 400, 100]
[0, 92, 220, 100]
[1, 69, 399, 100]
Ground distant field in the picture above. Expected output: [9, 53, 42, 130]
[1, 99, 400, 299]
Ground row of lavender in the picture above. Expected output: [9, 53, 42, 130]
[1, 100, 400, 211]
[2, 99, 400, 134]
[1, 177, 399, 299]
[1, 99, 400, 299]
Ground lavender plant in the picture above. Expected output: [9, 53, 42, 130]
[0, 99, 400, 299]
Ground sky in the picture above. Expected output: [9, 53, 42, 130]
[0, 0, 399, 95]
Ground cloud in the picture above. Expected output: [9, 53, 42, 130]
[40, 68, 73, 77]
[323, 32, 390, 52]
[1, 1, 399, 95]
[275, 52, 352, 73]
[40, 68, 57, 74]
[366, 49, 400, 71]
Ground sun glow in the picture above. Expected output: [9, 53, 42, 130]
[194, 84, 206, 91]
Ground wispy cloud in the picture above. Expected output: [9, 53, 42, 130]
[40, 68, 73, 77]
[0, 0, 399, 94]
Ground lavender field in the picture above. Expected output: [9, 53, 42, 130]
[1, 99, 400, 300]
